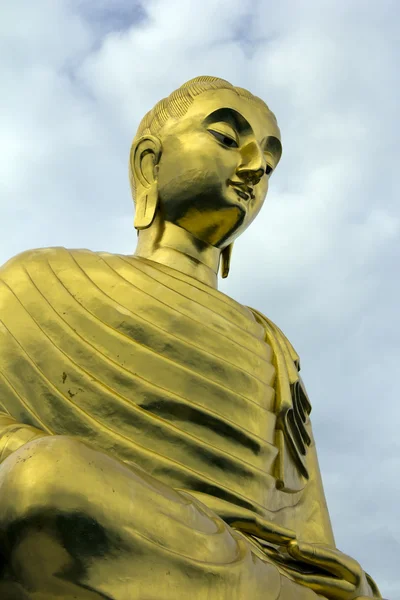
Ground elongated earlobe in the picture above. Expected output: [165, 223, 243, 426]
[134, 181, 158, 230]
[220, 243, 233, 278]
[130, 135, 162, 230]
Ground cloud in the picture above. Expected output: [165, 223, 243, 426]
[1, 0, 399, 597]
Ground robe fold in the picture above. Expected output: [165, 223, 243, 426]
[0, 247, 335, 599]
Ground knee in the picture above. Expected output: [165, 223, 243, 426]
[0, 436, 93, 522]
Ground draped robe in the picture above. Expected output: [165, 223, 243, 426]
[0, 247, 334, 599]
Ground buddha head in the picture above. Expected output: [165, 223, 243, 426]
[129, 76, 282, 275]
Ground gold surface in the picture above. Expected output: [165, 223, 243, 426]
[0, 76, 381, 599]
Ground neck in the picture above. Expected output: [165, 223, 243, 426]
[133, 216, 221, 288]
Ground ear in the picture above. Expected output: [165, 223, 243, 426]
[220, 243, 233, 278]
[130, 135, 162, 230]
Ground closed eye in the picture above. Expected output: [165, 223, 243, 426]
[208, 129, 239, 148]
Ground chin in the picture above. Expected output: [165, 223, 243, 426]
[220, 188, 246, 208]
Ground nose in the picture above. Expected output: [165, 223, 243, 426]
[236, 141, 266, 186]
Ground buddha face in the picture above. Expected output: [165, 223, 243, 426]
[137, 89, 282, 248]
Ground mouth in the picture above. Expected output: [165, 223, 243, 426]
[227, 180, 254, 202]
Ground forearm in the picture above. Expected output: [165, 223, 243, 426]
[0, 413, 50, 464]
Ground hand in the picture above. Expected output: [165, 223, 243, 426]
[283, 541, 378, 600]
[211, 503, 296, 546]
[181, 491, 297, 546]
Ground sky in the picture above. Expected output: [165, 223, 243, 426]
[1, 0, 399, 597]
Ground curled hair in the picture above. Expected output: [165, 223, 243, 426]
[129, 76, 277, 198]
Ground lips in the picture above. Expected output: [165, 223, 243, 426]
[228, 180, 254, 201]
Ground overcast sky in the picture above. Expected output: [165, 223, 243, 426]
[1, 1, 399, 597]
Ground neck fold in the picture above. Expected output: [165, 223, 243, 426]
[134, 218, 221, 288]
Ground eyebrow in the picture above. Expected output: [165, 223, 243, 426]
[203, 107, 282, 163]
[203, 108, 252, 136]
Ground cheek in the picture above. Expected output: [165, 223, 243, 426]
[249, 182, 268, 218]
[183, 133, 238, 175]
[255, 180, 268, 205]
[158, 132, 239, 197]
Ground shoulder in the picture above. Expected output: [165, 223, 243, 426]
[247, 307, 301, 371]
[0, 248, 109, 298]
[0, 247, 143, 300]
[0, 247, 101, 274]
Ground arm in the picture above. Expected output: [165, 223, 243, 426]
[0, 412, 50, 464]
[250, 310, 381, 599]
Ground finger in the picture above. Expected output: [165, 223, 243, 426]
[183, 491, 297, 545]
[230, 515, 296, 545]
[208, 501, 296, 545]
[288, 541, 360, 585]
[282, 566, 355, 599]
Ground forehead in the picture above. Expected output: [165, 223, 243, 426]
[179, 88, 280, 141]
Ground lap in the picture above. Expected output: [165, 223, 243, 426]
[0, 437, 322, 600]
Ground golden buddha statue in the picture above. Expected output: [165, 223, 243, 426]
[0, 76, 382, 600]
